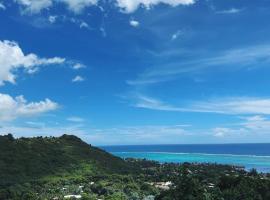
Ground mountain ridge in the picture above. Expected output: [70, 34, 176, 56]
[0, 134, 136, 186]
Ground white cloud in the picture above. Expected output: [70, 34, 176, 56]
[129, 20, 140, 27]
[213, 127, 231, 137]
[171, 30, 183, 40]
[132, 94, 270, 115]
[2, 118, 270, 144]
[48, 15, 57, 23]
[241, 115, 270, 132]
[210, 126, 248, 139]
[67, 116, 85, 122]
[15, 0, 53, 14]
[190, 98, 270, 115]
[211, 115, 270, 139]
[128, 44, 270, 86]
[14, 0, 196, 14]
[67, 17, 92, 30]
[90, 125, 188, 145]
[15, 0, 97, 14]
[116, 0, 195, 13]
[59, 0, 97, 13]
[216, 8, 242, 14]
[245, 115, 266, 122]
[0, 2, 6, 10]
[0, 40, 65, 85]
[0, 123, 187, 145]
[100, 27, 106, 37]
[79, 21, 89, 29]
[72, 75, 85, 82]
[72, 63, 86, 70]
[134, 94, 182, 111]
[0, 93, 59, 121]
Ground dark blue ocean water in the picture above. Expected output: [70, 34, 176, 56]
[101, 144, 270, 172]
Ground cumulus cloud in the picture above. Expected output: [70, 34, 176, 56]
[129, 20, 140, 27]
[79, 21, 89, 29]
[15, 0, 53, 14]
[0, 93, 59, 121]
[48, 15, 57, 23]
[59, 0, 97, 13]
[72, 75, 85, 82]
[15, 0, 98, 14]
[14, 0, 196, 14]
[0, 40, 65, 85]
[116, 0, 195, 13]
[72, 63, 86, 70]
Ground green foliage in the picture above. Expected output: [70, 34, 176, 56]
[156, 163, 270, 200]
[1, 134, 270, 200]
[0, 134, 133, 186]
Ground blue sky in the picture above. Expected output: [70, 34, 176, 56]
[1, 0, 270, 145]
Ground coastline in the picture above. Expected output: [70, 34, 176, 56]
[110, 151, 270, 173]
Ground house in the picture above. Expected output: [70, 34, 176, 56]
[64, 195, 82, 199]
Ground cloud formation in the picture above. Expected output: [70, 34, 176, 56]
[190, 98, 270, 115]
[0, 93, 59, 121]
[89, 125, 188, 145]
[129, 20, 140, 27]
[211, 115, 270, 139]
[59, 0, 97, 14]
[216, 8, 242, 14]
[79, 21, 89, 29]
[241, 115, 270, 132]
[15, 0, 53, 14]
[14, 0, 195, 14]
[213, 127, 233, 137]
[133, 94, 270, 115]
[72, 75, 85, 82]
[134, 94, 183, 111]
[48, 15, 57, 23]
[128, 44, 270, 86]
[0, 2, 6, 10]
[15, 0, 97, 14]
[116, 0, 195, 13]
[0, 40, 65, 85]
[72, 63, 86, 70]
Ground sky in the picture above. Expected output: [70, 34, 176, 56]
[1, 0, 270, 145]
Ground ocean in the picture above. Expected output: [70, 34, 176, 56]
[101, 144, 270, 172]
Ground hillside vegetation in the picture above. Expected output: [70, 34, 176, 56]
[1, 134, 270, 200]
[0, 134, 135, 186]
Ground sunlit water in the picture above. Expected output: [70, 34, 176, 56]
[102, 144, 270, 172]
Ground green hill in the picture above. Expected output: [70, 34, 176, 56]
[1, 134, 270, 200]
[0, 134, 135, 186]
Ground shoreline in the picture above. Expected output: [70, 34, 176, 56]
[112, 151, 270, 173]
